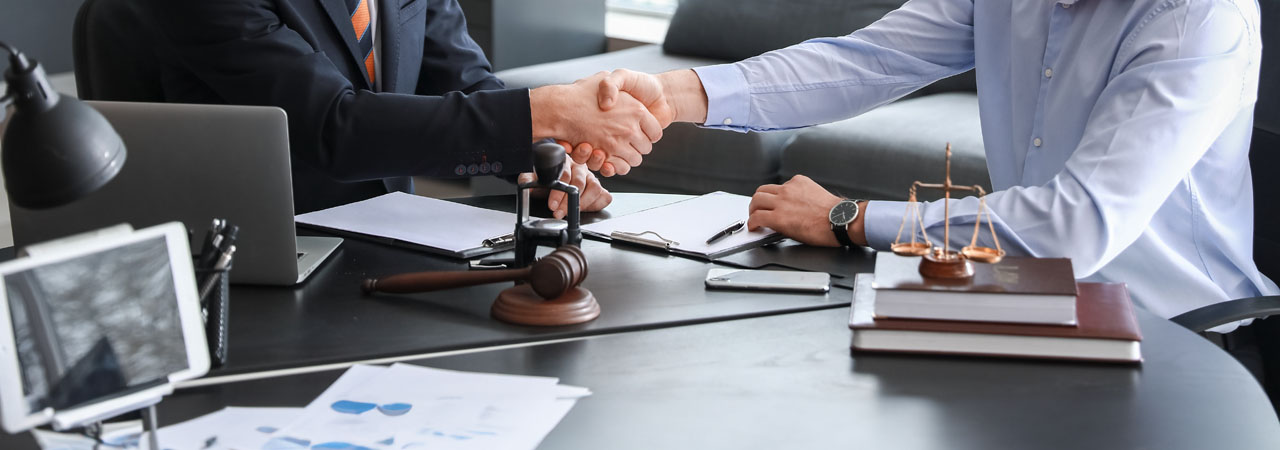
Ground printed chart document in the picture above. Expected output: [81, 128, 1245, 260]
[265, 363, 589, 450]
[296, 192, 516, 258]
[33, 408, 303, 450]
[582, 191, 782, 259]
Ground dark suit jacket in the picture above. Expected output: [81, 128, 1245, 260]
[141, 0, 533, 213]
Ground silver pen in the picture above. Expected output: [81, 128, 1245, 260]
[482, 233, 515, 247]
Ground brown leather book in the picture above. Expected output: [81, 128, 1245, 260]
[850, 274, 1142, 362]
[872, 253, 1078, 325]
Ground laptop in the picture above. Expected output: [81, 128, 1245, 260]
[10, 101, 342, 285]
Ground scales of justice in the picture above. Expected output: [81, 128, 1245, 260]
[890, 143, 1005, 279]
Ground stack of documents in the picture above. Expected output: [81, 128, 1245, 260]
[265, 363, 589, 450]
[295, 192, 517, 258]
[122, 364, 590, 450]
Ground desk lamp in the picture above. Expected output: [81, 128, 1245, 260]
[1, 41, 126, 209]
[0, 41, 146, 447]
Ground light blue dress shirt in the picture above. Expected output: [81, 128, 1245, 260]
[693, 0, 1277, 328]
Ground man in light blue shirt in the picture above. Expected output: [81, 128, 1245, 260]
[587, 0, 1278, 334]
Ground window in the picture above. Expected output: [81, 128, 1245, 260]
[607, 0, 678, 17]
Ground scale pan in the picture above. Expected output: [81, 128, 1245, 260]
[961, 246, 1004, 263]
[891, 242, 931, 256]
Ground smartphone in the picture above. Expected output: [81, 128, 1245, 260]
[704, 268, 830, 293]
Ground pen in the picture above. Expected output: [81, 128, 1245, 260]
[483, 233, 515, 247]
[199, 245, 236, 301]
[705, 220, 746, 244]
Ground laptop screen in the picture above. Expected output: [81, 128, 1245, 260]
[5, 236, 189, 412]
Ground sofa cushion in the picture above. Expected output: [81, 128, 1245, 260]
[663, 0, 976, 94]
[781, 92, 990, 202]
[495, 44, 723, 89]
[664, 0, 906, 62]
[598, 123, 796, 196]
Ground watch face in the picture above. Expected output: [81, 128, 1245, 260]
[829, 200, 859, 226]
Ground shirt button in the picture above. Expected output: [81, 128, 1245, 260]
[1033, 138, 1043, 147]
[1044, 68, 1053, 78]
[722, 118, 733, 125]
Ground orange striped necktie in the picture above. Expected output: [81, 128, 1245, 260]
[347, 0, 375, 85]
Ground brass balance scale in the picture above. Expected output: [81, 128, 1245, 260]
[890, 143, 1005, 279]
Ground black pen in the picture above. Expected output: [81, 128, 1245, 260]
[706, 220, 746, 244]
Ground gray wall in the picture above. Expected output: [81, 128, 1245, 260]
[0, 0, 85, 75]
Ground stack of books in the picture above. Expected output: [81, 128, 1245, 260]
[849, 254, 1142, 362]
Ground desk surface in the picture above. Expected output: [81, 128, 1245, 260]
[128, 307, 1280, 449]
[1, 193, 1276, 448]
[214, 193, 867, 376]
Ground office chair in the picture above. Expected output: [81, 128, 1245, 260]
[1170, 0, 1280, 412]
[72, 0, 165, 101]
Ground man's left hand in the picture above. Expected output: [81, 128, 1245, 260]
[518, 142, 612, 219]
[747, 175, 848, 247]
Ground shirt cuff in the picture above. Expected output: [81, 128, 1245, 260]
[863, 200, 909, 251]
[692, 63, 751, 128]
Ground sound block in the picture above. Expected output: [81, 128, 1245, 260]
[492, 284, 600, 326]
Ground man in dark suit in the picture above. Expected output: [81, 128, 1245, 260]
[140, 0, 657, 215]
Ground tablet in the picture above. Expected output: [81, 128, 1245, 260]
[0, 222, 209, 433]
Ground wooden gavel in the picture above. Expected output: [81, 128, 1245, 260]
[362, 246, 588, 299]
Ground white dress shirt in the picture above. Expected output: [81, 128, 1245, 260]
[693, 0, 1277, 330]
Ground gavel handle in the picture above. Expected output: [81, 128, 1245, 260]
[363, 267, 532, 294]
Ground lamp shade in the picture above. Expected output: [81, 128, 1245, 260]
[2, 51, 126, 209]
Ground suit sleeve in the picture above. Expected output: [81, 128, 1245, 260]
[414, 0, 505, 95]
[145, 0, 532, 182]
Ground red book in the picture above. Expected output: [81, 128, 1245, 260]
[850, 274, 1142, 363]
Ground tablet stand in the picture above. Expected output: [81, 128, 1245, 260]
[83, 403, 162, 450]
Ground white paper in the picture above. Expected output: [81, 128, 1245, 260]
[582, 191, 777, 256]
[149, 407, 302, 450]
[295, 192, 516, 254]
[268, 364, 588, 450]
[34, 408, 301, 450]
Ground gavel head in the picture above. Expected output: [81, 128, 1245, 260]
[528, 246, 588, 299]
[532, 140, 566, 187]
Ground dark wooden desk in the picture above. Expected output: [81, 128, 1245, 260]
[2, 193, 1275, 448]
[211, 193, 865, 376]
[81, 307, 1280, 449]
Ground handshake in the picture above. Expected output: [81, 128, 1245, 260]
[530, 69, 699, 177]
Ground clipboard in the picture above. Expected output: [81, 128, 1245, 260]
[296, 192, 516, 259]
[581, 191, 784, 260]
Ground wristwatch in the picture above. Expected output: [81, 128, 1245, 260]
[829, 199, 861, 247]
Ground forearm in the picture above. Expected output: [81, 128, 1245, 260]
[656, 69, 709, 124]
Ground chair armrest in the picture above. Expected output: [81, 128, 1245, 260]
[1169, 295, 1280, 334]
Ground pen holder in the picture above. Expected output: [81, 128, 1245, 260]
[194, 261, 232, 368]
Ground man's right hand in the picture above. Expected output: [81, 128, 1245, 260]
[530, 72, 662, 176]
